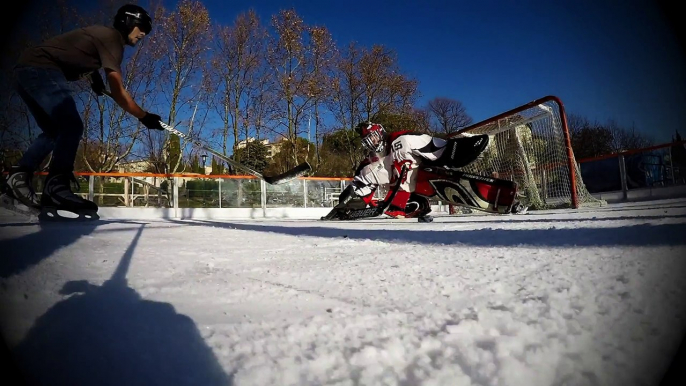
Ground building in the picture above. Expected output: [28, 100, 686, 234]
[116, 159, 153, 173]
[236, 137, 283, 159]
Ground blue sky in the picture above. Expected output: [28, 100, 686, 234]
[174, 0, 684, 144]
[18, 0, 684, 144]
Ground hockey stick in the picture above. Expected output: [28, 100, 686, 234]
[102, 90, 311, 184]
[156, 121, 311, 184]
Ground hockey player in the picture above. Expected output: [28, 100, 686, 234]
[331, 121, 489, 220]
[1, 4, 164, 220]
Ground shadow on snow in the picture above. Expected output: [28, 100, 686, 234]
[8, 224, 232, 386]
[174, 218, 686, 248]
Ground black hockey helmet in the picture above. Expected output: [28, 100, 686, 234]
[114, 4, 152, 35]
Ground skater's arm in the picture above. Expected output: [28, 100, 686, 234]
[105, 69, 148, 119]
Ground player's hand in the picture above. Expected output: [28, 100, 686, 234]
[90, 71, 105, 96]
[139, 112, 164, 131]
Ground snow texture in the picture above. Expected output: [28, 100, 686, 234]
[1, 198, 685, 386]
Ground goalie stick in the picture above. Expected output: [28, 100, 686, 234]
[102, 90, 311, 185]
[320, 165, 407, 221]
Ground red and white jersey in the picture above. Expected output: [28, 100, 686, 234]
[353, 132, 447, 195]
[387, 131, 447, 166]
[387, 132, 447, 192]
[351, 153, 391, 197]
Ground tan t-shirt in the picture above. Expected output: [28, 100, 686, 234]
[16, 25, 125, 81]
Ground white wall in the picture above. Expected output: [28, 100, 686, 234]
[97, 205, 450, 220]
[592, 185, 686, 203]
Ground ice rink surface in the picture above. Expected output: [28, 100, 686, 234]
[1, 198, 685, 386]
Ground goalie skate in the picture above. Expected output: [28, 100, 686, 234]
[417, 215, 433, 223]
[321, 166, 407, 221]
[510, 201, 529, 214]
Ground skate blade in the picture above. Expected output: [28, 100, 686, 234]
[39, 207, 100, 222]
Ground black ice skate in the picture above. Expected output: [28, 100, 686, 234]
[39, 173, 99, 221]
[0, 192, 40, 218]
[417, 215, 434, 223]
[510, 201, 529, 215]
[0, 167, 41, 218]
[404, 193, 432, 219]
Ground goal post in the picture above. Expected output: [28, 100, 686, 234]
[450, 95, 605, 210]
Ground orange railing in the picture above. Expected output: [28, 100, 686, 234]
[12, 170, 353, 181]
[0, 172, 352, 209]
[4, 139, 684, 210]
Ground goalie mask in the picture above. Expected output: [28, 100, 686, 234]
[359, 123, 387, 153]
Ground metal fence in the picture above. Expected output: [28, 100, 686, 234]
[12, 139, 685, 212]
[577, 140, 686, 198]
[41, 174, 353, 210]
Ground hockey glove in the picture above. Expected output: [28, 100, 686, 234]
[139, 112, 164, 131]
[90, 71, 105, 96]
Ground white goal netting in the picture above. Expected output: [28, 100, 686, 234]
[454, 96, 605, 210]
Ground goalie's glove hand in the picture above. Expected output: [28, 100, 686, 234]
[90, 71, 105, 96]
[139, 112, 164, 131]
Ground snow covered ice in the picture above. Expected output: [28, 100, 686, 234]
[1, 198, 685, 386]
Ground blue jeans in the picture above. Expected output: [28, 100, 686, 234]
[14, 66, 84, 174]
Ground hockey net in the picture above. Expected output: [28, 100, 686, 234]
[451, 95, 605, 210]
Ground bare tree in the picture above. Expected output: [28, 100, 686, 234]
[326, 43, 419, 171]
[150, 0, 211, 173]
[246, 74, 276, 142]
[327, 42, 363, 131]
[606, 119, 654, 152]
[306, 25, 338, 170]
[426, 97, 473, 135]
[266, 8, 318, 170]
[209, 9, 267, 166]
[412, 107, 431, 133]
[358, 45, 419, 121]
[568, 114, 654, 158]
[566, 113, 592, 137]
[568, 114, 616, 159]
[326, 42, 365, 171]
